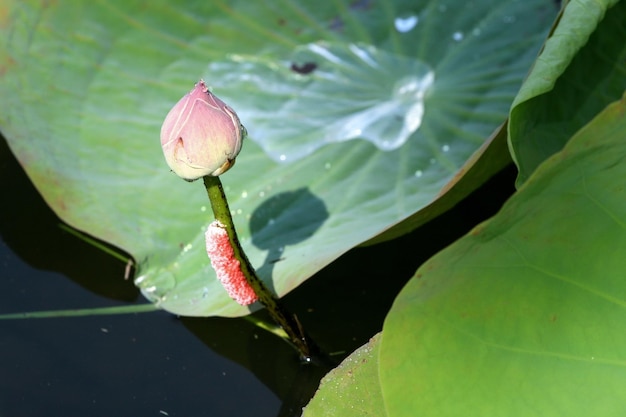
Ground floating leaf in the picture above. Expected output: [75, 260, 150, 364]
[380, 93, 626, 415]
[303, 333, 385, 417]
[0, 0, 554, 316]
[509, 0, 625, 185]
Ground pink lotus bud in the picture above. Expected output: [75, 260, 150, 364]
[160, 80, 245, 180]
[205, 220, 258, 305]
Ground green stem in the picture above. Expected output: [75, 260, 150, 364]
[203, 175, 316, 360]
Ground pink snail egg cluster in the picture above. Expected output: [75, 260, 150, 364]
[205, 220, 258, 306]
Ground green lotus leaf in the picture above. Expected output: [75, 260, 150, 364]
[0, 0, 554, 316]
[509, 0, 625, 185]
[303, 333, 385, 417]
[380, 92, 626, 415]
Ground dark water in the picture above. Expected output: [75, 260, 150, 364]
[0, 136, 514, 416]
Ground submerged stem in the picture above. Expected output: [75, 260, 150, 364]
[203, 175, 316, 360]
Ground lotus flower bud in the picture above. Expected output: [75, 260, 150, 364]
[160, 80, 245, 180]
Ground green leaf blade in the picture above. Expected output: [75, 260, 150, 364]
[509, 0, 626, 185]
[380, 93, 626, 415]
[0, 0, 555, 316]
[303, 333, 386, 417]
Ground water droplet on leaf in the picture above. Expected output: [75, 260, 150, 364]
[207, 42, 435, 162]
[394, 14, 418, 32]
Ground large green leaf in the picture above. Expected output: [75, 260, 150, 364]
[303, 333, 385, 416]
[509, 0, 626, 185]
[378, 93, 626, 415]
[0, 0, 555, 317]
